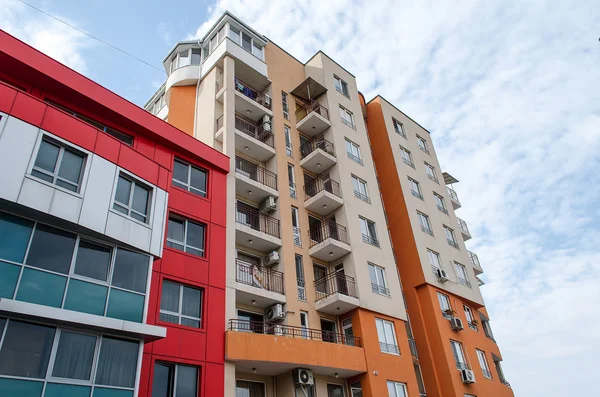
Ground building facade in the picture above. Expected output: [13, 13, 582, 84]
[0, 31, 229, 397]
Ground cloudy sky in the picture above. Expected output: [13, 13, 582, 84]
[2, 0, 599, 395]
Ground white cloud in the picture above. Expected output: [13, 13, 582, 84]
[0, 0, 91, 73]
[198, 1, 600, 395]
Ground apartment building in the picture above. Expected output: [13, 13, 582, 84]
[364, 97, 513, 397]
[0, 31, 229, 397]
[147, 11, 421, 397]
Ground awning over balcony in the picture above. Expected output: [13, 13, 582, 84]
[291, 77, 327, 102]
[442, 172, 459, 185]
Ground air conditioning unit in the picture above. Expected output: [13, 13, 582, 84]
[450, 317, 464, 331]
[293, 368, 314, 386]
[259, 196, 276, 214]
[263, 95, 272, 108]
[262, 114, 271, 124]
[460, 369, 476, 384]
[265, 303, 285, 323]
[436, 268, 449, 283]
[262, 121, 272, 132]
[265, 251, 280, 266]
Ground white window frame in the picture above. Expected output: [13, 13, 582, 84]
[417, 211, 433, 235]
[295, 254, 306, 301]
[172, 158, 208, 198]
[428, 249, 441, 271]
[339, 105, 355, 128]
[284, 125, 293, 157]
[288, 163, 297, 199]
[112, 171, 153, 224]
[437, 292, 452, 318]
[444, 225, 459, 248]
[346, 139, 363, 165]
[392, 118, 406, 138]
[417, 135, 429, 154]
[334, 75, 349, 97]
[368, 263, 389, 296]
[387, 381, 408, 397]
[425, 162, 438, 183]
[451, 340, 468, 370]
[300, 311, 309, 339]
[399, 146, 414, 167]
[159, 280, 203, 328]
[359, 216, 379, 246]
[476, 349, 492, 379]
[291, 206, 301, 246]
[166, 216, 206, 257]
[376, 318, 399, 355]
[227, 23, 264, 61]
[464, 305, 478, 331]
[282, 92, 290, 120]
[352, 175, 370, 202]
[434, 192, 448, 214]
[455, 262, 471, 288]
[408, 177, 422, 199]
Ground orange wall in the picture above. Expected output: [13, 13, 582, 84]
[167, 85, 196, 136]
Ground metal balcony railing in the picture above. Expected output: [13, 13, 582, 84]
[447, 186, 460, 202]
[457, 217, 470, 234]
[347, 151, 363, 165]
[296, 101, 330, 122]
[454, 361, 470, 371]
[427, 173, 439, 184]
[499, 378, 511, 387]
[380, 342, 400, 355]
[421, 225, 434, 236]
[458, 277, 472, 288]
[235, 202, 281, 238]
[354, 190, 370, 203]
[309, 221, 349, 246]
[235, 260, 284, 294]
[304, 177, 342, 200]
[411, 190, 424, 200]
[299, 136, 335, 159]
[402, 157, 415, 168]
[235, 115, 275, 148]
[228, 319, 362, 347]
[371, 283, 389, 296]
[447, 239, 459, 249]
[314, 272, 358, 301]
[482, 369, 493, 379]
[468, 251, 482, 270]
[235, 77, 271, 109]
[437, 205, 448, 215]
[408, 338, 419, 358]
[235, 156, 278, 190]
[362, 234, 380, 247]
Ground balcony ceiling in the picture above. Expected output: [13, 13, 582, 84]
[442, 172, 459, 185]
[291, 77, 327, 102]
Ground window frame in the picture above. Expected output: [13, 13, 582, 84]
[387, 381, 408, 397]
[345, 138, 363, 165]
[282, 91, 290, 120]
[153, 361, 200, 397]
[408, 177, 423, 200]
[112, 172, 153, 224]
[425, 162, 438, 183]
[359, 216, 379, 247]
[437, 292, 452, 319]
[334, 75, 350, 97]
[464, 305, 478, 331]
[455, 262, 471, 288]
[417, 134, 430, 154]
[227, 23, 265, 61]
[450, 340, 468, 370]
[392, 118, 406, 138]
[172, 158, 208, 198]
[434, 192, 448, 214]
[339, 105, 355, 129]
[159, 279, 204, 328]
[476, 349, 493, 379]
[444, 225, 459, 248]
[351, 174, 370, 203]
[368, 263, 389, 296]
[417, 211, 433, 236]
[166, 215, 206, 257]
[399, 146, 414, 167]
[284, 125, 293, 157]
[427, 249, 441, 273]
[375, 318, 399, 355]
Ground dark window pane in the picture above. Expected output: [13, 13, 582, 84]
[31, 169, 54, 182]
[180, 318, 200, 328]
[160, 280, 180, 313]
[111, 249, 149, 293]
[95, 337, 139, 388]
[115, 177, 132, 205]
[57, 150, 84, 184]
[0, 319, 5, 335]
[130, 212, 147, 223]
[106, 128, 133, 146]
[152, 363, 173, 397]
[0, 212, 34, 263]
[165, 241, 184, 251]
[182, 286, 201, 319]
[159, 313, 179, 324]
[112, 203, 129, 215]
[26, 224, 76, 274]
[186, 222, 205, 252]
[0, 320, 55, 378]
[52, 332, 96, 380]
[191, 49, 202, 65]
[176, 365, 198, 397]
[190, 167, 206, 196]
[167, 218, 185, 243]
[132, 184, 150, 216]
[172, 180, 187, 190]
[173, 160, 188, 184]
[74, 241, 111, 281]
[34, 140, 60, 173]
[185, 247, 203, 257]
[55, 179, 78, 192]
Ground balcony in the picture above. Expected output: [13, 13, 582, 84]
[235, 260, 285, 307]
[235, 156, 278, 202]
[314, 272, 360, 315]
[304, 177, 343, 216]
[299, 137, 337, 174]
[476, 276, 485, 286]
[447, 186, 461, 209]
[468, 250, 483, 275]
[296, 102, 331, 136]
[308, 221, 351, 262]
[457, 217, 472, 241]
[408, 338, 419, 361]
[234, 78, 272, 122]
[235, 203, 282, 251]
[226, 319, 366, 377]
[234, 115, 276, 161]
[499, 378, 512, 388]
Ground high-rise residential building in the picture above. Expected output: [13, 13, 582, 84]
[0, 31, 229, 397]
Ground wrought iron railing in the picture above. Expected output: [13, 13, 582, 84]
[437, 205, 448, 214]
[447, 239, 459, 249]
[347, 151, 363, 165]
[235, 156, 278, 190]
[299, 136, 335, 159]
[371, 283, 389, 296]
[234, 77, 271, 109]
[427, 173, 439, 183]
[402, 157, 415, 168]
[304, 177, 342, 200]
[468, 251, 482, 270]
[235, 115, 275, 148]
[454, 361, 470, 371]
[362, 234, 380, 247]
[235, 260, 284, 294]
[380, 342, 400, 355]
[314, 272, 358, 300]
[354, 190, 370, 203]
[421, 225, 434, 236]
[499, 378, 511, 387]
[309, 221, 349, 246]
[228, 319, 362, 347]
[457, 217, 470, 235]
[447, 186, 460, 202]
[482, 369, 493, 379]
[235, 202, 281, 238]
[458, 277, 472, 288]
[411, 190, 423, 200]
[296, 101, 330, 122]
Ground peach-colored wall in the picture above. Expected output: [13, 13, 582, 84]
[167, 85, 196, 135]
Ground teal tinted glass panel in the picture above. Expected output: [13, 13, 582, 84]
[0, 378, 43, 397]
[0, 261, 21, 298]
[106, 289, 144, 323]
[44, 383, 91, 397]
[16, 268, 67, 307]
[93, 388, 133, 397]
[0, 212, 34, 263]
[64, 279, 108, 316]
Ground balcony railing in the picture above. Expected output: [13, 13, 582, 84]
[482, 369, 493, 379]
[354, 190, 370, 203]
[362, 234, 380, 247]
[447, 186, 460, 202]
[468, 251, 482, 270]
[371, 283, 389, 296]
[228, 319, 361, 347]
[235, 115, 275, 148]
[447, 239, 459, 249]
[402, 157, 415, 168]
[235, 203, 281, 238]
[309, 221, 349, 246]
[314, 272, 358, 301]
[427, 174, 439, 184]
[235, 156, 278, 190]
[458, 277, 472, 288]
[296, 101, 330, 122]
[236, 260, 284, 294]
[421, 226, 434, 236]
[411, 190, 424, 200]
[304, 177, 342, 200]
[216, 115, 223, 132]
[347, 151, 363, 165]
[235, 78, 271, 109]
[408, 338, 419, 358]
[380, 342, 400, 355]
[499, 378, 511, 387]
[454, 361, 469, 371]
[437, 205, 448, 215]
[300, 136, 335, 159]
[457, 217, 470, 234]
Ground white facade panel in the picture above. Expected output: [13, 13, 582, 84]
[149, 188, 168, 256]
[18, 177, 54, 213]
[49, 188, 83, 224]
[0, 117, 38, 202]
[105, 210, 152, 253]
[79, 155, 117, 234]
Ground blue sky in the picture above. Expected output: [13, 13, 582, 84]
[2, 1, 600, 396]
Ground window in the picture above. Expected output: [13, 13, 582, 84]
[417, 135, 429, 154]
[476, 349, 492, 379]
[53, 331, 96, 380]
[464, 305, 478, 331]
[339, 106, 355, 128]
[300, 311, 309, 339]
[359, 217, 379, 246]
[159, 280, 203, 328]
[191, 48, 202, 65]
[450, 340, 468, 370]
[455, 262, 471, 287]
[32, 137, 86, 192]
[342, 318, 356, 346]
[284, 125, 293, 157]
[376, 318, 399, 354]
[425, 162, 438, 183]
[152, 362, 199, 397]
[327, 384, 345, 397]
[178, 50, 190, 67]
[291, 207, 301, 246]
[295, 255, 306, 301]
[252, 41, 263, 58]
[369, 263, 389, 296]
[427, 249, 441, 272]
[334, 75, 349, 97]
[408, 177, 422, 199]
[229, 26, 241, 44]
[172, 159, 208, 198]
[242, 31, 252, 52]
[352, 175, 370, 202]
[399, 146, 414, 167]
[434, 192, 448, 214]
[437, 292, 452, 318]
[296, 384, 315, 397]
[387, 381, 407, 397]
[288, 163, 297, 198]
[282, 91, 290, 120]
[444, 225, 459, 249]
[417, 212, 433, 236]
[350, 382, 362, 397]
[482, 320, 495, 341]
[392, 118, 406, 138]
[345, 139, 363, 165]
[0, 320, 55, 378]
[113, 174, 151, 223]
[166, 216, 206, 257]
